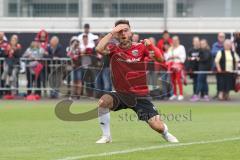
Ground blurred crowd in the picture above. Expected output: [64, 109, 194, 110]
[0, 23, 239, 101]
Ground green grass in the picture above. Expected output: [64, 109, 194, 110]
[0, 100, 240, 160]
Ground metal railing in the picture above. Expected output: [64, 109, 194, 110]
[0, 57, 72, 96]
[0, 57, 239, 99]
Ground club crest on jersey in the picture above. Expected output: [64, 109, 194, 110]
[131, 50, 139, 56]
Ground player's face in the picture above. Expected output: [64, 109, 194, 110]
[117, 24, 132, 43]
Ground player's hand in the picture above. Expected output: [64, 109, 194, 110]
[111, 24, 126, 35]
[141, 39, 152, 47]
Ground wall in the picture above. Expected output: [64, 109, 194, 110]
[1, 17, 240, 33]
[192, 0, 226, 17]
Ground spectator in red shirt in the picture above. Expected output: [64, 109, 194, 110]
[36, 29, 49, 50]
[157, 30, 173, 53]
[0, 32, 8, 56]
[0, 32, 9, 97]
[1, 35, 22, 97]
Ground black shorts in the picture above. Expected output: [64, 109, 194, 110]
[108, 92, 159, 121]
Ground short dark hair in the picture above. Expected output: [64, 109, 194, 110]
[84, 23, 90, 29]
[163, 30, 169, 34]
[115, 19, 130, 27]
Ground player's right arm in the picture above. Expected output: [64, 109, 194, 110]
[96, 24, 126, 55]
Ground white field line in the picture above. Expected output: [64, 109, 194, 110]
[56, 137, 240, 160]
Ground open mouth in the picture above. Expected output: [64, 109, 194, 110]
[121, 37, 127, 41]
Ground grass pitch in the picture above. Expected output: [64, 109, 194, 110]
[0, 100, 240, 160]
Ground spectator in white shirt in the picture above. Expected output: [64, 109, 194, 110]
[80, 34, 95, 97]
[165, 36, 186, 101]
[78, 23, 98, 47]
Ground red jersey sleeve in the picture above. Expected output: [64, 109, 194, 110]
[144, 43, 162, 60]
[107, 43, 118, 56]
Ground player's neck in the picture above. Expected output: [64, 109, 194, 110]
[119, 41, 132, 49]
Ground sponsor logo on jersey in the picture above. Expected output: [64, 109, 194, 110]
[132, 50, 139, 56]
[126, 57, 141, 63]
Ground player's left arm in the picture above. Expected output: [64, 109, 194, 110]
[143, 39, 164, 62]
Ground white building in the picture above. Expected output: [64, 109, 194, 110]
[0, 0, 240, 33]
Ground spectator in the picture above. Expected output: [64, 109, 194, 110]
[165, 36, 186, 101]
[1, 35, 22, 97]
[186, 37, 200, 98]
[212, 32, 225, 65]
[0, 32, 9, 97]
[78, 23, 98, 47]
[0, 32, 8, 56]
[94, 34, 112, 98]
[215, 39, 239, 100]
[211, 32, 225, 99]
[149, 36, 169, 99]
[67, 36, 82, 99]
[132, 33, 140, 43]
[147, 37, 158, 92]
[233, 32, 240, 72]
[161, 41, 172, 99]
[191, 39, 212, 102]
[80, 34, 95, 97]
[149, 37, 156, 46]
[0, 32, 8, 55]
[23, 39, 47, 98]
[36, 29, 49, 50]
[233, 32, 240, 57]
[157, 30, 173, 53]
[45, 36, 64, 98]
[46, 36, 64, 58]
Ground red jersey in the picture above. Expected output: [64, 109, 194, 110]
[157, 38, 173, 53]
[156, 38, 173, 70]
[0, 41, 8, 55]
[108, 42, 161, 96]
